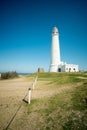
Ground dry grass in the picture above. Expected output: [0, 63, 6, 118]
[0, 73, 87, 130]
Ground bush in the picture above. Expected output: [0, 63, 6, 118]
[1, 71, 18, 79]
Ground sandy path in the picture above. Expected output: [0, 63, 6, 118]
[31, 80, 83, 99]
[0, 77, 32, 130]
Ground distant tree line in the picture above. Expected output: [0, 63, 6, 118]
[1, 71, 18, 80]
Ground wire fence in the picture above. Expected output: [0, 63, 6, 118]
[4, 74, 38, 130]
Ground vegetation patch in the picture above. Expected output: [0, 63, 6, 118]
[63, 111, 87, 130]
[72, 82, 87, 111]
[63, 82, 87, 130]
[1, 71, 18, 80]
[25, 72, 87, 130]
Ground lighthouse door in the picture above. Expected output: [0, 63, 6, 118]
[58, 68, 61, 72]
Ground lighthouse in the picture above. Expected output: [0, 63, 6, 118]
[50, 27, 60, 72]
[49, 26, 78, 72]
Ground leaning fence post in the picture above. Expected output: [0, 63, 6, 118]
[28, 88, 31, 104]
[34, 76, 38, 86]
[32, 82, 35, 90]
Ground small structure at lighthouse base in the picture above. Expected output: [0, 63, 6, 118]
[50, 62, 78, 72]
[57, 62, 78, 72]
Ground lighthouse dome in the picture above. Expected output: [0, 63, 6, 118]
[52, 27, 58, 34]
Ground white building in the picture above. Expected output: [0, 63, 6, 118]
[50, 27, 79, 72]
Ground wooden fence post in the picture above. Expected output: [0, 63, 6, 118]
[28, 88, 31, 104]
[34, 76, 38, 86]
[32, 82, 35, 90]
[32, 76, 38, 89]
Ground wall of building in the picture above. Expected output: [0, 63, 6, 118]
[65, 64, 78, 72]
[60, 64, 78, 72]
[38, 68, 44, 72]
[50, 64, 58, 72]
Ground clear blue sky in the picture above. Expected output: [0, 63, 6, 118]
[0, 0, 87, 73]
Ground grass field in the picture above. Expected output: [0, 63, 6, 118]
[0, 72, 87, 130]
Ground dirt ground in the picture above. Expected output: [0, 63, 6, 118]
[0, 76, 33, 130]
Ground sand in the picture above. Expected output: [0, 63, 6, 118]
[0, 76, 32, 130]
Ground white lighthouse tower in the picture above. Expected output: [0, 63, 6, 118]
[49, 26, 79, 72]
[50, 27, 61, 72]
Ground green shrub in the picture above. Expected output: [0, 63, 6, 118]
[1, 71, 18, 79]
